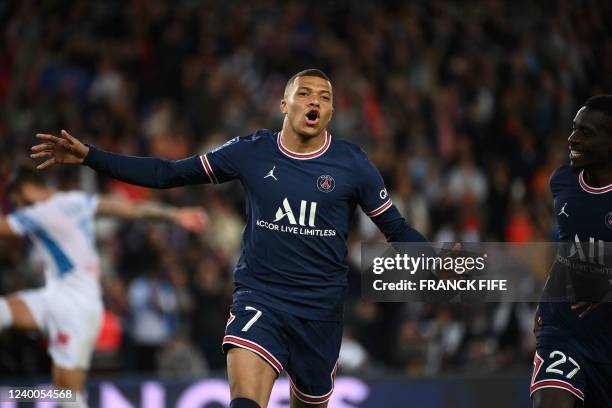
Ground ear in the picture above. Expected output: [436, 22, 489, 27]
[280, 99, 288, 115]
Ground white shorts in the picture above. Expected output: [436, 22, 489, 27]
[17, 285, 103, 370]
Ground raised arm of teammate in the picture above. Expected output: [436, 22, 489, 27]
[31, 130, 208, 188]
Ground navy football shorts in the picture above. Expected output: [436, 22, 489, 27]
[222, 300, 341, 405]
[531, 339, 612, 407]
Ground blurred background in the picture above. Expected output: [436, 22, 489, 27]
[0, 0, 610, 406]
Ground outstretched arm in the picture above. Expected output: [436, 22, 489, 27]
[31, 130, 209, 188]
[96, 197, 207, 232]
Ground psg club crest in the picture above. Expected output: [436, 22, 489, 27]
[606, 211, 612, 230]
[317, 175, 335, 193]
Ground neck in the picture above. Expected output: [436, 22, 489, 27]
[280, 123, 326, 153]
[584, 164, 612, 187]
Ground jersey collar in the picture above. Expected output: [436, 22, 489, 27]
[277, 130, 331, 160]
[579, 170, 612, 194]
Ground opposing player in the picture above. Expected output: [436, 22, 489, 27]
[0, 165, 207, 407]
[531, 95, 612, 407]
[30, 69, 430, 408]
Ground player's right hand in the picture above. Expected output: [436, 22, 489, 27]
[571, 301, 601, 319]
[31, 130, 89, 169]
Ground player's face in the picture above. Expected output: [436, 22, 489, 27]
[281, 76, 333, 139]
[568, 107, 612, 171]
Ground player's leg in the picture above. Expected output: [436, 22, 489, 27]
[46, 291, 103, 408]
[223, 302, 289, 408]
[227, 347, 277, 407]
[290, 392, 328, 408]
[530, 347, 585, 408]
[52, 365, 88, 407]
[0, 294, 39, 330]
[532, 389, 577, 408]
[286, 318, 341, 408]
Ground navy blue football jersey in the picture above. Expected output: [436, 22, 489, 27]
[201, 129, 396, 320]
[539, 164, 612, 362]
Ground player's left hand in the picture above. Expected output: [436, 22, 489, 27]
[571, 302, 601, 319]
[174, 207, 208, 232]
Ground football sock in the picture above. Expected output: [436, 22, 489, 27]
[59, 391, 87, 408]
[230, 398, 261, 408]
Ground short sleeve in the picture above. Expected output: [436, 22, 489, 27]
[357, 152, 393, 218]
[62, 191, 99, 217]
[200, 136, 252, 184]
[80, 192, 99, 216]
[7, 207, 39, 236]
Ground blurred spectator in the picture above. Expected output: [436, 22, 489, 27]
[128, 266, 179, 372]
[190, 256, 232, 370]
[1, 0, 611, 378]
[338, 329, 369, 374]
[157, 334, 209, 379]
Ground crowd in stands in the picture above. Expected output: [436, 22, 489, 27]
[1, 0, 610, 378]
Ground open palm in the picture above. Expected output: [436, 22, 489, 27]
[31, 130, 89, 169]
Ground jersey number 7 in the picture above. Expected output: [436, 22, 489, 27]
[241, 306, 262, 332]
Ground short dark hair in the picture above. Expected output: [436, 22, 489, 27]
[284, 69, 331, 97]
[6, 164, 47, 195]
[584, 95, 612, 118]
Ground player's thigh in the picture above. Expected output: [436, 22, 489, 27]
[47, 292, 103, 372]
[52, 365, 87, 391]
[9, 291, 46, 330]
[6, 295, 38, 330]
[223, 302, 289, 407]
[286, 318, 341, 406]
[530, 346, 585, 406]
[227, 347, 277, 407]
[532, 388, 577, 408]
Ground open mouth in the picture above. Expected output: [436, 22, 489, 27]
[305, 110, 320, 125]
